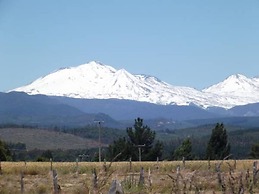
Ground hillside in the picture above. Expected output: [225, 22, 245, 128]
[54, 97, 218, 121]
[0, 92, 121, 128]
[0, 127, 102, 150]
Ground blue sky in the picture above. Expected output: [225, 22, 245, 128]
[1, 0, 259, 92]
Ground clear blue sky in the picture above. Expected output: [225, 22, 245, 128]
[1, 0, 259, 92]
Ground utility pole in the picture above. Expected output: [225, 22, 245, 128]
[94, 121, 104, 162]
[136, 144, 145, 162]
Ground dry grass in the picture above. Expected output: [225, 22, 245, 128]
[0, 128, 100, 150]
[0, 160, 258, 193]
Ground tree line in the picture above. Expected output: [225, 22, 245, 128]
[0, 118, 259, 161]
[107, 118, 236, 161]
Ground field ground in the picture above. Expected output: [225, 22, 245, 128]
[0, 128, 101, 150]
[0, 160, 259, 193]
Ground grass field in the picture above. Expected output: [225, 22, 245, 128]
[0, 160, 258, 193]
[0, 128, 101, 150]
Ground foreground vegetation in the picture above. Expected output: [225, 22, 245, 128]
[0, 160, 259, 193]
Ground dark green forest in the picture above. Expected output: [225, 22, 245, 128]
[0, 119, 259, 162]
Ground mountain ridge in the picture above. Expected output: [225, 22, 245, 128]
[11, 61, 259, 109]
[2, 91, 259, 128]
[0, 91, 120, 128]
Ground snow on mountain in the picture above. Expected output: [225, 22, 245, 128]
[203, 74, 259, 106]
[203, 74, 259, 95]
[11, 61, 259, 109]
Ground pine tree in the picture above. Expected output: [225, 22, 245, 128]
[107, 137, 132, 161]
[173, 138, 193, 160]
[107, 118, 163, 161]
[0, 139, 12, 161]
[206, 123, 230, 160]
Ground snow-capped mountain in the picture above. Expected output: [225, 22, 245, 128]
[11, 61, 259, 109]
[203, 74, 259, 106]
[203, 74, 259, 96]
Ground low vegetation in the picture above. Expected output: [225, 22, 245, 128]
[0, 160, 259, 193]
[0, 127, 100, 150]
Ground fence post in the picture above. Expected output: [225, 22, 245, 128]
[52, 169, 60, 194]
[253, 161, 258, 185]
[148, 167, 152, 187]
[92, 168, 98, 193]
[156, 157, 160, 171]
[129, 157, 133, 187]
[108, 180, 124, 194]
[182, 157, 185, 169]
[129, 157, 132, 172]
[139, 167, 144, 187]
[0, 159, 2, 175]
[76, 158, 79, 176]
[216, 163, 226, 193]
[50, 158, 53, 171]
[103, 159, 107, 173]
[20, 171, 24, 194]
[177, 165, 180, 175]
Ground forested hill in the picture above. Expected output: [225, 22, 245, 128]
[1, 123, 258, 161]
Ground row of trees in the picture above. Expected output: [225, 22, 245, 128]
[108, 118, 232, 161]
[1, 118, 258, 161]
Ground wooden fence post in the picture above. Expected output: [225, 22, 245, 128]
[253, 161, 258, 185]
[182, 157, 185, 169]
[50, 158, 53, 171]
[76, 158, 79, 176]
[20, 171, 24, 194]
[139, 167, 144, 187]
[108, 180, 124, 194]
[156, 157, 160, 171]
[92, 168, 98, 193]
[129, 157, 132, 172]
[216, 163, 226, 193]
[103, 159, 107, 173]
[52, 170, 60, 194]
[177, 165, 180, 175]
[129, 157, 134, 187]
[148, 167, 152, 187]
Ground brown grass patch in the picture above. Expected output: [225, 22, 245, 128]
[0, 160, 258, 193]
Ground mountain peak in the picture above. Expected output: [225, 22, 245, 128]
[9, 61, 259, 109]
[77, 61, 116, 72]
[227, 73, 248, 80]
[203, 73, 259, 97]
[82, 60, 105, 67]
[10, 61, 208, 107]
